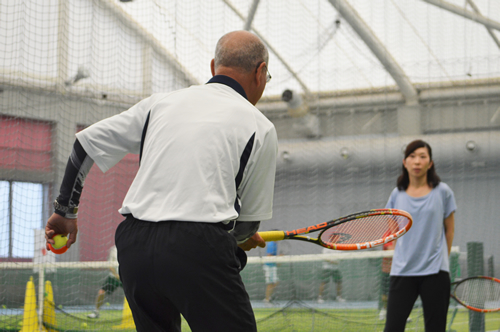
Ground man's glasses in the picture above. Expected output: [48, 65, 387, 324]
[264, 65, 272, 83]
[256, 62, 272, 83]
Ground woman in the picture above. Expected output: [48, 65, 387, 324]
[384, 140, 456, 332]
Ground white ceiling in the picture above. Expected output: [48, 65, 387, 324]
[1, 0, 499, 100]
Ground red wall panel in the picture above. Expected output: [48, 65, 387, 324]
[0, 116, 52, 171]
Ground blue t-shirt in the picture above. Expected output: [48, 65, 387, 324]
[265, 241, 278, 267]
[386, 182, 457, 276]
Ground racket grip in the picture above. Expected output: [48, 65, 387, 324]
[259, 231, 285, 242]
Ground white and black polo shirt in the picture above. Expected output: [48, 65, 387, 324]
[76, 75, 278, 223]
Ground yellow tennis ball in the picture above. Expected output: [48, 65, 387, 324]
[53, 234, 68, 249]
[81, 323, 88, 328]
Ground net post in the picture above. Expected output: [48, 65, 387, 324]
[487, 255, 494, 278]
[449, 251, 460, 282]
[467, 242, 485, 332]
[37, 264, 45, 331]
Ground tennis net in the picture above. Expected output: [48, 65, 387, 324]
[242, 247, 496, 332]
[2, 247, 500, 332]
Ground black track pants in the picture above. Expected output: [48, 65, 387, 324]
[384, 271, 450, 332]
[115, 216, 257, 332]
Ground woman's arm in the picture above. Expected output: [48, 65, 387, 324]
[444, 212, 455, 255]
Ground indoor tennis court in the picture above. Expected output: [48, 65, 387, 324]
[1, 0, 499, 331]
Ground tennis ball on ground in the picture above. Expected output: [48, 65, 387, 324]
[81, 323, 88, 328]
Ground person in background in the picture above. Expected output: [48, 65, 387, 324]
[317, 247, 345, 303]
[88, 245, 121, 319]
[263, 241, 279, 303]
[384, 139, 456, 332]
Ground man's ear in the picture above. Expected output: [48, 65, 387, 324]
[255, 62, 266, 86]
[210, 59, 216, 76]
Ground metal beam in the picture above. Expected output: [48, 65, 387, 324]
[422, 0, 500, 31]
[466, 0, 500, 49]
[99, 0, 199, 87]
[222, 0, 311, 96]
[57, 0, 70, 89]
[257, 82, 500, 116]
[327, 0, 419, 106]
[243, 0, 261, 31]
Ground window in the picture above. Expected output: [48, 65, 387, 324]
[0, 181, 45, 258]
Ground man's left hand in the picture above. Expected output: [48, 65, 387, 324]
[238, 232, 266, 251]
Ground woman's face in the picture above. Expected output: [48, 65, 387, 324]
[403, 147, 433, 179]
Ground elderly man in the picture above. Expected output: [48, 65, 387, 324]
[46, 30, 277, 332]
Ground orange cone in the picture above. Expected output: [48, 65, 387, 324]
[43, 280, 57, 332]
[19, 276, 47, 332]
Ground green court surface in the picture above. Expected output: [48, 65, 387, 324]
[252, 308, 500, 332]
[0, 309, 135, 332]
[3, 307, 497, 332]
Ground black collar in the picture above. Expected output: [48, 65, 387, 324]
[207, 75, 248, 100]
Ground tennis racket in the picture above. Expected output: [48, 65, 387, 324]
[258, 209, 412, 250]
[450, 276, 500, 313]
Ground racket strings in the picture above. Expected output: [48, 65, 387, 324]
[455, 279, 500, 310]
[320, 214, 409, 245]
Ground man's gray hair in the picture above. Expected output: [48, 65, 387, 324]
[214, 33, 269, 72]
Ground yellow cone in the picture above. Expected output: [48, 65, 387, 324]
[19, 276, 47, 332]
[42, 280, 57, 332]
[112, 296, 136, 329]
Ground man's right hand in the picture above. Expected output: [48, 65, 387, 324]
[45, 213, 78, 250]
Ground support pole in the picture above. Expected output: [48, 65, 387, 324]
[467, 242, 485, 332]
[38, 265, 45, 332]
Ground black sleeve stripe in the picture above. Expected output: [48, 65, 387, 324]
[233, 133, 256, 214]
[235, 133, 255, 189]
[139, 110, 151, 164]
